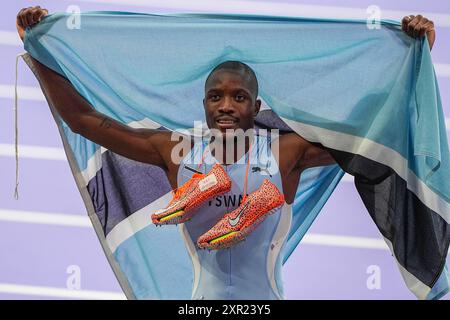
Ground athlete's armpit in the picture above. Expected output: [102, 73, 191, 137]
[275, 133, 336, 175]
[301, 142, 336, 170]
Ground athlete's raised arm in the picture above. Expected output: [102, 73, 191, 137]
[16, 6, 184, 176]
[401, 15, 435, 50]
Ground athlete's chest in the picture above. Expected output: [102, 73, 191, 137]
[179, 136, 280, 212]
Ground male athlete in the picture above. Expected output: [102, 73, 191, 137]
[17, 6, 436, 299]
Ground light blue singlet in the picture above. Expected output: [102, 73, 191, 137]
[177, 133, 293, 300]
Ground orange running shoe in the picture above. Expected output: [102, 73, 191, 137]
[151, 164, 232, 225]
[197, 179, 285, 250]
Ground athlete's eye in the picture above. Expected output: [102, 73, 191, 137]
[209, 94, 220, 101]
[235, 95, 246, 102]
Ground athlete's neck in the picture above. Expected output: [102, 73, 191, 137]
[208, 133, 254, 165]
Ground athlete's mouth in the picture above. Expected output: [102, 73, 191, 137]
[215, 117, 238, 129]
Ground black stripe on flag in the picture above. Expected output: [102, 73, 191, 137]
[327, 148, 450, 289]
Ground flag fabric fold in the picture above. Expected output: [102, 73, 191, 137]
[22, 11, 449, 299]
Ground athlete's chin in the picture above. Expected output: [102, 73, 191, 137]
[210, 126, 238, 137]
[208, 123, 255, 142]
[215, 122, 239, 131]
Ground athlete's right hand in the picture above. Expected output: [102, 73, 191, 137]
[16, 6, 49, 41]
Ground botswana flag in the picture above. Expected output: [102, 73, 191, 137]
[21, 11, 449, 299]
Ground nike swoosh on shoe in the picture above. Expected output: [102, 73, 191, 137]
[228, 201, 250, 227]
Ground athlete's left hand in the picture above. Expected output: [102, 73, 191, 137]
[402, 15, 436, 50]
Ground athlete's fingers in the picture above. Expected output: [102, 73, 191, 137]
[20, 6, 46, 28]
[29, 7, 44, 25]
[424, 21, 436, 50]
[32, 7, 47, 24]
[24, 7, 36, 27]
[16, 8, 27, 29]
[419, 21, 434, 38]
[18, 7, 32, 29]
[413, 17, 428, 38]
[406, 15, 422, 37]
[401, 15, 414, 33]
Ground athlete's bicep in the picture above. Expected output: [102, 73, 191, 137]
[76, 111, 175, 168]
[27, 55, 184, 169]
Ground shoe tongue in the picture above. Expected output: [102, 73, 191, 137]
[172, 174, 202, 200]
[192, 172, 204, 179]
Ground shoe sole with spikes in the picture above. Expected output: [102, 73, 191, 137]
[151, 164, 231, 225]
[197, 179, 285, 250]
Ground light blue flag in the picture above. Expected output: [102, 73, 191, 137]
[21, 11, 449, 299]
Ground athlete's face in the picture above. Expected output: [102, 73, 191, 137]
[203, 70, 261, 135]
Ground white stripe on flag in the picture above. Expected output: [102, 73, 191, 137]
[106, 192, 173, 253]
[383, 237, 431, 300]
[282, 118, 450, 224]
[0, 283, 126, 300]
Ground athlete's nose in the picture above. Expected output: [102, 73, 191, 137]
[218, 96, 235, 114]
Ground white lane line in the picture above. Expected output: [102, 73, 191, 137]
[435, 64, 450, 78]
[342, 174, 353, 182]
[302, 233, 389, 250]
[2, 136, 450, 185]
[0, 209, 91, 228]
[0, 208, 391, 251]
[0, 144, 66, 161]
[0, 62, 449, 102]
[78, 0, 450, 27]
[1, 183, 375, 257]
[0, 31, 22, 46]
[0, 283, 126, 300]
[0, 84, 45, 101]
[0, 142, 351, 182]
[0, 62, 449, 103]
[1, 61, 450, 103]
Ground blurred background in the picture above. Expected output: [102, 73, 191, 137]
[0, 0, 449, 300]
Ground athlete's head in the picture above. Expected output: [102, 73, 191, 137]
[203, 61, 261, 135]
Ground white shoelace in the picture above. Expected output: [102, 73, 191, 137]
[14, 52, 26, 200]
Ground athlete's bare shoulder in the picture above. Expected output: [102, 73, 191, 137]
[271, 132, 308, 175]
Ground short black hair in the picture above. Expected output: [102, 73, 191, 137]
[205, 61, 259, 99]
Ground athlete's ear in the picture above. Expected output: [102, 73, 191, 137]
[203, 97, 206, 108]
[253, 99, 261, 117]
